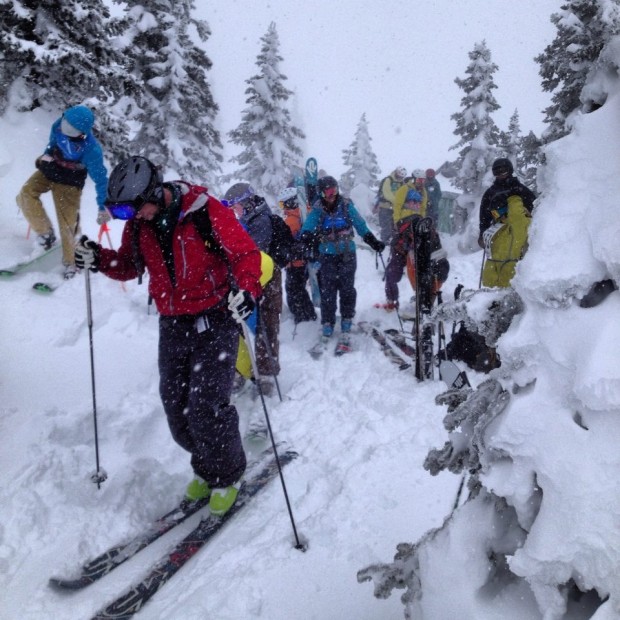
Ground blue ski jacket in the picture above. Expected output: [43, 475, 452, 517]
[40, 118, 108, 209]
[301, 196, 370, 255]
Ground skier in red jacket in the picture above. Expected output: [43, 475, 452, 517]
[74, 156, 262, 516]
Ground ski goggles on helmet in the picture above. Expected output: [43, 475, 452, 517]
[105, 185, 164, 220]
[104, 202, 138, 220]
[221, 187, 255, 208]
[321, 186, 338, 199]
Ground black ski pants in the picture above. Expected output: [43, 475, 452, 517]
[384, 249, 408, 303]
[318, 252, 357, 326]
[285, 264, 317, 323]
[158, 311, 246, 488]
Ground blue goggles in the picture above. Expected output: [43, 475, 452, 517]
[221, 187, 254, 208]
[105, 202, 138, 220]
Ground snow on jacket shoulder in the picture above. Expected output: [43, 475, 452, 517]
[98, 182, 262, 316]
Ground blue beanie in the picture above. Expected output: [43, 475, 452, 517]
[63, 105, 95, 134]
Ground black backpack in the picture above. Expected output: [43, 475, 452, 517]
[446, 322, 501, 374]
[268, 213, 296, 269]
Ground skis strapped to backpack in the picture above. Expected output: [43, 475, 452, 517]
[412, 217, 435, 381]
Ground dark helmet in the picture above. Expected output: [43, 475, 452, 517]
[425, 168, 436, 178]
[106, 156, 163, 206]
[492, 158, 514, 176]
[223, 182, 256, 208]
[317, 175, 339, 198]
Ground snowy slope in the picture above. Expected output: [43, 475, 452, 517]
[0, 110, 482, 619]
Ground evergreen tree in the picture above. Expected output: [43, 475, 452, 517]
[0, 0, 138, 158]
[519, 130, 543, 194]
[339, 113, 381, 196]
[113, 0, 223, 187]
[497, 109, 521, 170]
[448, 40, 500, 248]
[227, 22, 305, 202]
[536, 0, 620, 143]
[497, 110, 541, 194]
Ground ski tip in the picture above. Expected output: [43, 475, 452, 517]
[49, 575, 94, 590]
[32, 282, 55, 293]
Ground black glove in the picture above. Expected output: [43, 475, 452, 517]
[300, 232, 319, 261]
[74, 235, 100, 272]
[363, 232, 385, 253]
[227, 289, 255, 323]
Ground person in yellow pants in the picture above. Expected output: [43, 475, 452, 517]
[16, 105, 109, 278]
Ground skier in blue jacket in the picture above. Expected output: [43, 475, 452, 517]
[300, 176, 384, 337]
[16, 105, 109, 278]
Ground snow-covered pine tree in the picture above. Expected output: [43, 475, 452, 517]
[448, 40, 500, 251]
[497, 110, 540, 193]
[497, 110, 520, 171]
[0, 0, 132, 156]
[519, 130, 543, 194]
[536, 0, 620, 144]
[112, 0, 223, 188]
[339, 113, 381, 196]
[227, 22, 305, 202]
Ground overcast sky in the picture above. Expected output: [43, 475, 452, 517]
[201, 0, 560, 178]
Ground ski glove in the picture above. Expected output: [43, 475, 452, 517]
[363, 232, 386, 253]
[482, 223, 504, 254]
[96, 209, 111, 226]
[74, 235, 100, 272]
[227, 289, 255, 323]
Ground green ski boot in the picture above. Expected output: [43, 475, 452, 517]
[186, 477, 210, 502]
[209, 482, 241, 516]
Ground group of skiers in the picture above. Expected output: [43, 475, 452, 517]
[16, 104, 538, 519]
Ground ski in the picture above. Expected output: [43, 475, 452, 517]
[357, 321, 411, 370]
[383, 328, 470, 390]
[89, 448, 297, 619]
[305, 157, 319, 206]
[334, 334, 352, 356]
[0, 244, 60, 277]
[412, 217, 435, 381]
[49, 497, 210, 590]
[49, 444, 289, 591]
[383, 328, 416, 357]
[32, 281, 59, 294]
[308, 335, 330, 359]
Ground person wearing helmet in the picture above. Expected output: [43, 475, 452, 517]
[277, 186, 317, 325]
[16, 105, 109, 279]
[478, 157, 536, 248]
[374, 166, 407, 245]
[424, 168, 442, 226]
[223, 183, 288, 398]
[392, 173, 428, 226]
[74, 156, 262, 517]
[300, 175, 385, 339]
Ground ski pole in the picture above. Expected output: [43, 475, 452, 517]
[84, 268, 107, 489]
[478, 248, 486, 289]
[240, 320, 306, 551]
[255, 304, 283, 402]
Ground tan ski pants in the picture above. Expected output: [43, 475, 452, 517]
[16, 170, 82, 266]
